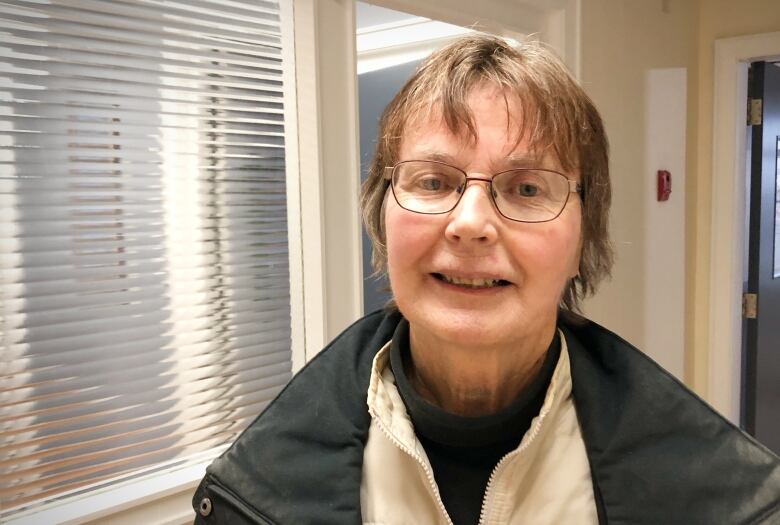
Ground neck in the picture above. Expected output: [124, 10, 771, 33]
[407, 323, 556, 417]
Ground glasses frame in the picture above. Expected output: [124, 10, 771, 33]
[384, 160, 582, 223]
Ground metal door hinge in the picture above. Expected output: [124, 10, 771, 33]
[743, 292, 758, 319]
[748, 98, 763, 125]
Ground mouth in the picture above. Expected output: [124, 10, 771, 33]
[432, 273, 511, 289]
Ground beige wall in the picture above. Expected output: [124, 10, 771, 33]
[689, 0, 780, 397]
[579, 0, 697, 364]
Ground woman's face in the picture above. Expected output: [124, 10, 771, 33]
[384, 85, 582, 349]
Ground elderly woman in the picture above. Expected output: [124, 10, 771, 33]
[193, 36, 780, 524]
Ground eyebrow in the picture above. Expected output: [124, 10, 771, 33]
[411, 151, 548, 170]
[504, 153, 547, 169]
[415, 151, 458, 164]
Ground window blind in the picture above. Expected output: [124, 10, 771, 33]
[0, 0, 293, 515]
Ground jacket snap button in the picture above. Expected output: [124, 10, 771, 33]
[199, 497, 212, 517]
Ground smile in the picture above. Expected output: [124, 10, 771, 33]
[432, 273, 511, 289]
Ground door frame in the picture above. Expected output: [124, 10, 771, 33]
[709, 31, 780, 423]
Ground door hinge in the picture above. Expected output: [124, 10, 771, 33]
[743, 292, 758, 319]
[748, 98, 763, 125]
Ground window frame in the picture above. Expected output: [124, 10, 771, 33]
[4, 0, 321, 522]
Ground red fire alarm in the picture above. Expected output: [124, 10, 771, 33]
[657, 170, 672, 201]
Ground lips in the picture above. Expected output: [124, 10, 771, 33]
[432, 272, 511, 289]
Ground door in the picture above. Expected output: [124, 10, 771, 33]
[744, 60, 780, 455]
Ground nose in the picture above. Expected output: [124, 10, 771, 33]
[444, 178, 499, 244]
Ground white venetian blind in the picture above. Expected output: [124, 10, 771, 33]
[0, 0, 293, 515]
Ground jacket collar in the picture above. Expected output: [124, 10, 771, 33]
[562, 322, 780, 524]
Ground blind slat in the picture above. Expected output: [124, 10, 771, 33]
[0, 35, 285, 71]
[1, 372, 284, 444]
[0, 391, 266, 454]
[4, 324, 291, 377]
[2, 2, 283, 41]
[2, 297, 291, 346]
[0, 361, 293, 422]
[2, 347, 292, 402]
[2, 297, 292, 359]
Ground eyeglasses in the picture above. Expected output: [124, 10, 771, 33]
[384, 160, 582, 223]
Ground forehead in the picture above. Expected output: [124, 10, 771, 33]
[398, 86, 553, 168]
[404, 85, 520, 137]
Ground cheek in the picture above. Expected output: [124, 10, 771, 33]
[384, 206, 405, 270]
[518, 217, 581, 279]
[384, 203, 437, 270]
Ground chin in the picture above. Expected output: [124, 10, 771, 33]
[404, 292, 563, 347]
[404, 305, 518, 347]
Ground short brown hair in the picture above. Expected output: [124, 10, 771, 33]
[360, 34, 613, 315]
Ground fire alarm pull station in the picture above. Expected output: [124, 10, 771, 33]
[657, 170, 672, 201]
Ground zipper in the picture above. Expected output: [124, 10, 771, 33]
[477, 392, 555, 525]
[371, 414, 454, 525]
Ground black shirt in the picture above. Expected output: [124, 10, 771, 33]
[389, 319, 561, 525]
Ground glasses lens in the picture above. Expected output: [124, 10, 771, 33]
[392, 161, 465, 213]
[492, 169, 570, 222]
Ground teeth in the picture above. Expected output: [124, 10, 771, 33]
[441, 274, 502, 288]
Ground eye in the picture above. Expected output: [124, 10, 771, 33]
[394, 161, 462, 195]
[516, 183, 539, 197]
[493, 170, 554, 202]
[412, 171, 457, 193]
[419, 177, 443, 191]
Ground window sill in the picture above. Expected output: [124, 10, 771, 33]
[5, 453, 220, 525]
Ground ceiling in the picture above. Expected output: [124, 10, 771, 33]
[356, 2, 419, 30]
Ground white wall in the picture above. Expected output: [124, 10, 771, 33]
[643, 68, 687, 381]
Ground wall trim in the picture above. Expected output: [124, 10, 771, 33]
[710, 31, 780, 422]
[291, 0, 364, 359]
[356, 17, 477, 74]
[281, 0, 306, 372]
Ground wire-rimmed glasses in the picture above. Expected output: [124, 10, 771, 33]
[384, 160, 581, 223]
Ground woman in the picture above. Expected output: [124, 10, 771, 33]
[193, 36, 780, 524]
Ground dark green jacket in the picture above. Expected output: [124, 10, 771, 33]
[193, 310, 780, 524]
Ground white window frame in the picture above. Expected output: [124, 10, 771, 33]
[4, 0, 581, 522]
[5, 1, 317, 523]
